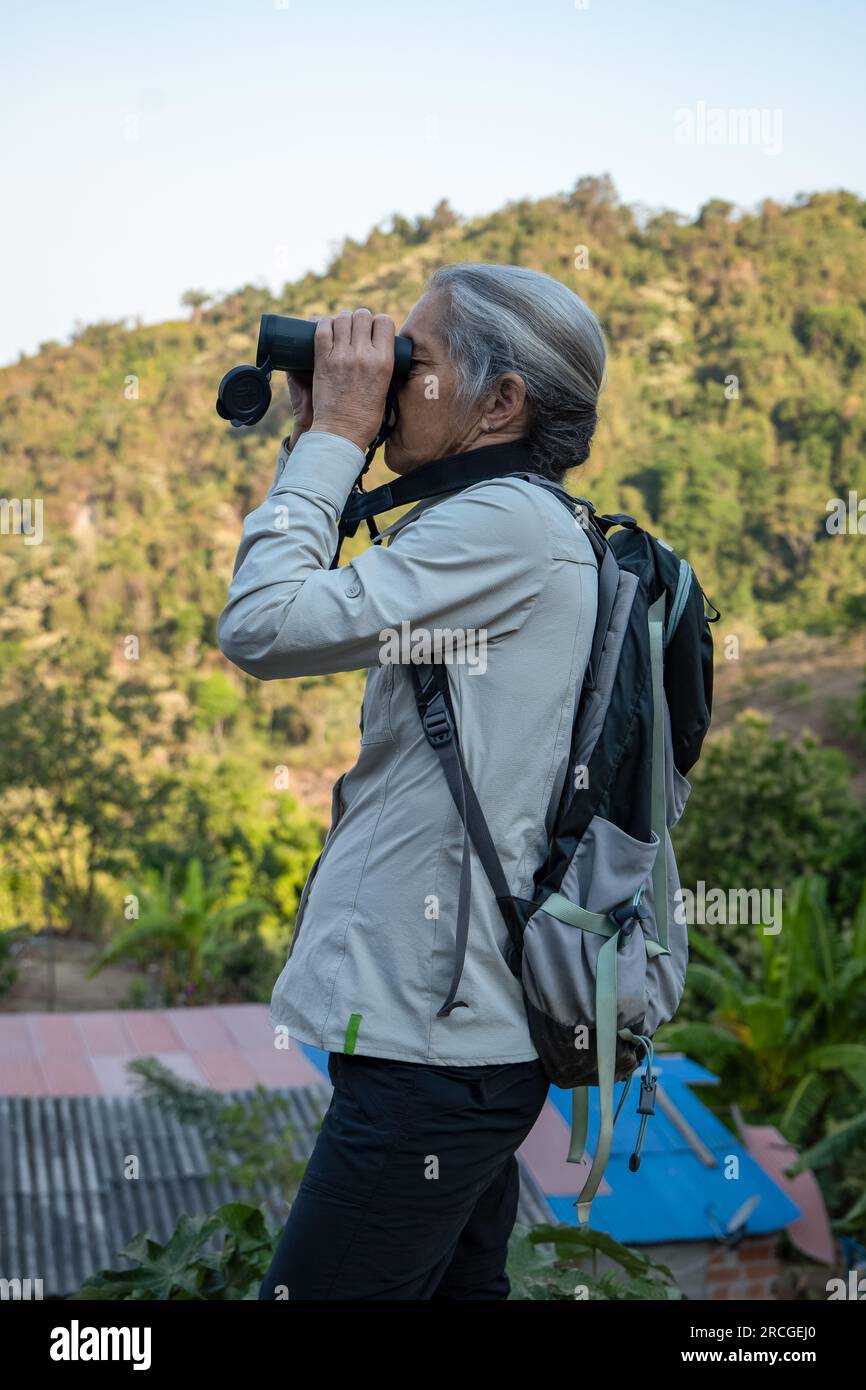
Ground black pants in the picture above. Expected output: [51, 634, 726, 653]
[258, 1051, 549, 1300]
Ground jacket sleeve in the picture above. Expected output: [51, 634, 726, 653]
[216, 429, 551, 679]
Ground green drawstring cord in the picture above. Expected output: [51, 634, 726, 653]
[626, 1033, 656, 1173]
[619, 890, 658, 1173]
[614, 1071, 634, 1123]
[631, 1114, 650, 1172]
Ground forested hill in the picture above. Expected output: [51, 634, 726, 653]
[4, 178, 866, 672]
[1, 176, 865, 938]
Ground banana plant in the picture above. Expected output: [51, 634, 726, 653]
[659, 874, 866, 1158]
[89, 857, 268, 1003]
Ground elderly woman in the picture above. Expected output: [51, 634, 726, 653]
[217, 263, 606, 1300]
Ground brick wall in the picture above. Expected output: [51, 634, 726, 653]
[704, 1234, 780, 1300]
[635, 1235, 781, 1299]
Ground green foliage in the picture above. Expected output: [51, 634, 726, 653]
[139, 754, 325, 948]
[3, 183, 866, 687]
[659, 874, 866, 1235]
[0, 650, 177, 938]
[69, 1058, 306, 1298]
[673, 713, 856, 972]
[0, 926, 23, 997]
[89, 857, 271, 1004]
[795, 304, 866, 373]
[506, 1223, 684, 1300]
[126, 1056, 307, 1206]
[676, 711, 853, 889]
[74, 1208, 686, 1301]
[834, 1142, 866, 1228]
[181, 289, 213, 324]
[0, 635, 324, 992]
[191, 671, 242, 734]
[72, 1203, 275, 1301]
[3, 184, 863, 948]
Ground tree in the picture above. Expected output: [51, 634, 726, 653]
[0, 655, 176, 937]
[137, 754, 325, 942]
[180, 289, 212, 324]
[697, 198, 735, 227]
[192, 671, 242, 737]
[674, 712, 855, 911]
[428, 197, 459, 233]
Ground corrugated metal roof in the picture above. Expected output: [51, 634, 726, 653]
[0, 1085, 325, 1297]
[0, 1084, 551, 1298]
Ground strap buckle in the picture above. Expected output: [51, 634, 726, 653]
[609, 899, 644, 938]
[412, 668, 455, 748]
[422, 703, 453, 747]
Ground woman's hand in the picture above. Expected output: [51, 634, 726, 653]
[309, 309, 395, 452]
[284, 316, 317, 453]
[285, 370, 314, 452]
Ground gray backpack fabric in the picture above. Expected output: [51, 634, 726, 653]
[409, 476, 717, 1222]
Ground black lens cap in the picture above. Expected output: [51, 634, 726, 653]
[215, 365, 272, 427]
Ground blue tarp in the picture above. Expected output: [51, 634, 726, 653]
[545, 1054, 800, 1243]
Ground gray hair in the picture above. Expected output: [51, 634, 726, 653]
[427, 263, 606, 481]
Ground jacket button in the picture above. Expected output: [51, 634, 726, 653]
[346, 580, 361, 598]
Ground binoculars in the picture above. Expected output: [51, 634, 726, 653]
[216, 314, 415, 428]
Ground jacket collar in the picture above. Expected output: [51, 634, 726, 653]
[342, 438, 535, 533]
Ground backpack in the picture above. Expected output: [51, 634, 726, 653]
[406, 473, 718, 1223]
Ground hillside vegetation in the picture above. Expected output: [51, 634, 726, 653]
[1, 174, 865, 956]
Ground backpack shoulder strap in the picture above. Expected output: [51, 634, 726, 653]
[509, 470, 576, 512]
[408, 661, 524, 1014]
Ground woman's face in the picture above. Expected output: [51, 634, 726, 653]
[383, 289, 479, 475]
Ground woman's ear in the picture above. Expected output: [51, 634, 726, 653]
[485, 372, 529, 433]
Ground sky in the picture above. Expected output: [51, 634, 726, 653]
[2, 0, 865, 366]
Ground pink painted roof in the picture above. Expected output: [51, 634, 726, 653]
[738, 1122, 835, 1264]
[518, 1096, 612, 1197]
[0, 1005, 324, 1097]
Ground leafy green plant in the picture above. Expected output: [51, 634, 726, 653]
[830, 1141, 866, 1230]
[0, 653, 177, 938]
[660, 873, 866, 1235]
[672, 714, 856, 976]
[0, 925, 22, 997]
[139, 755, 326, 949]
[126, 1056, 307, 1207]
[89, 857, 268, 1004]
[507, 1223, 684, 1300]
[73, 1203, 275, 1300]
